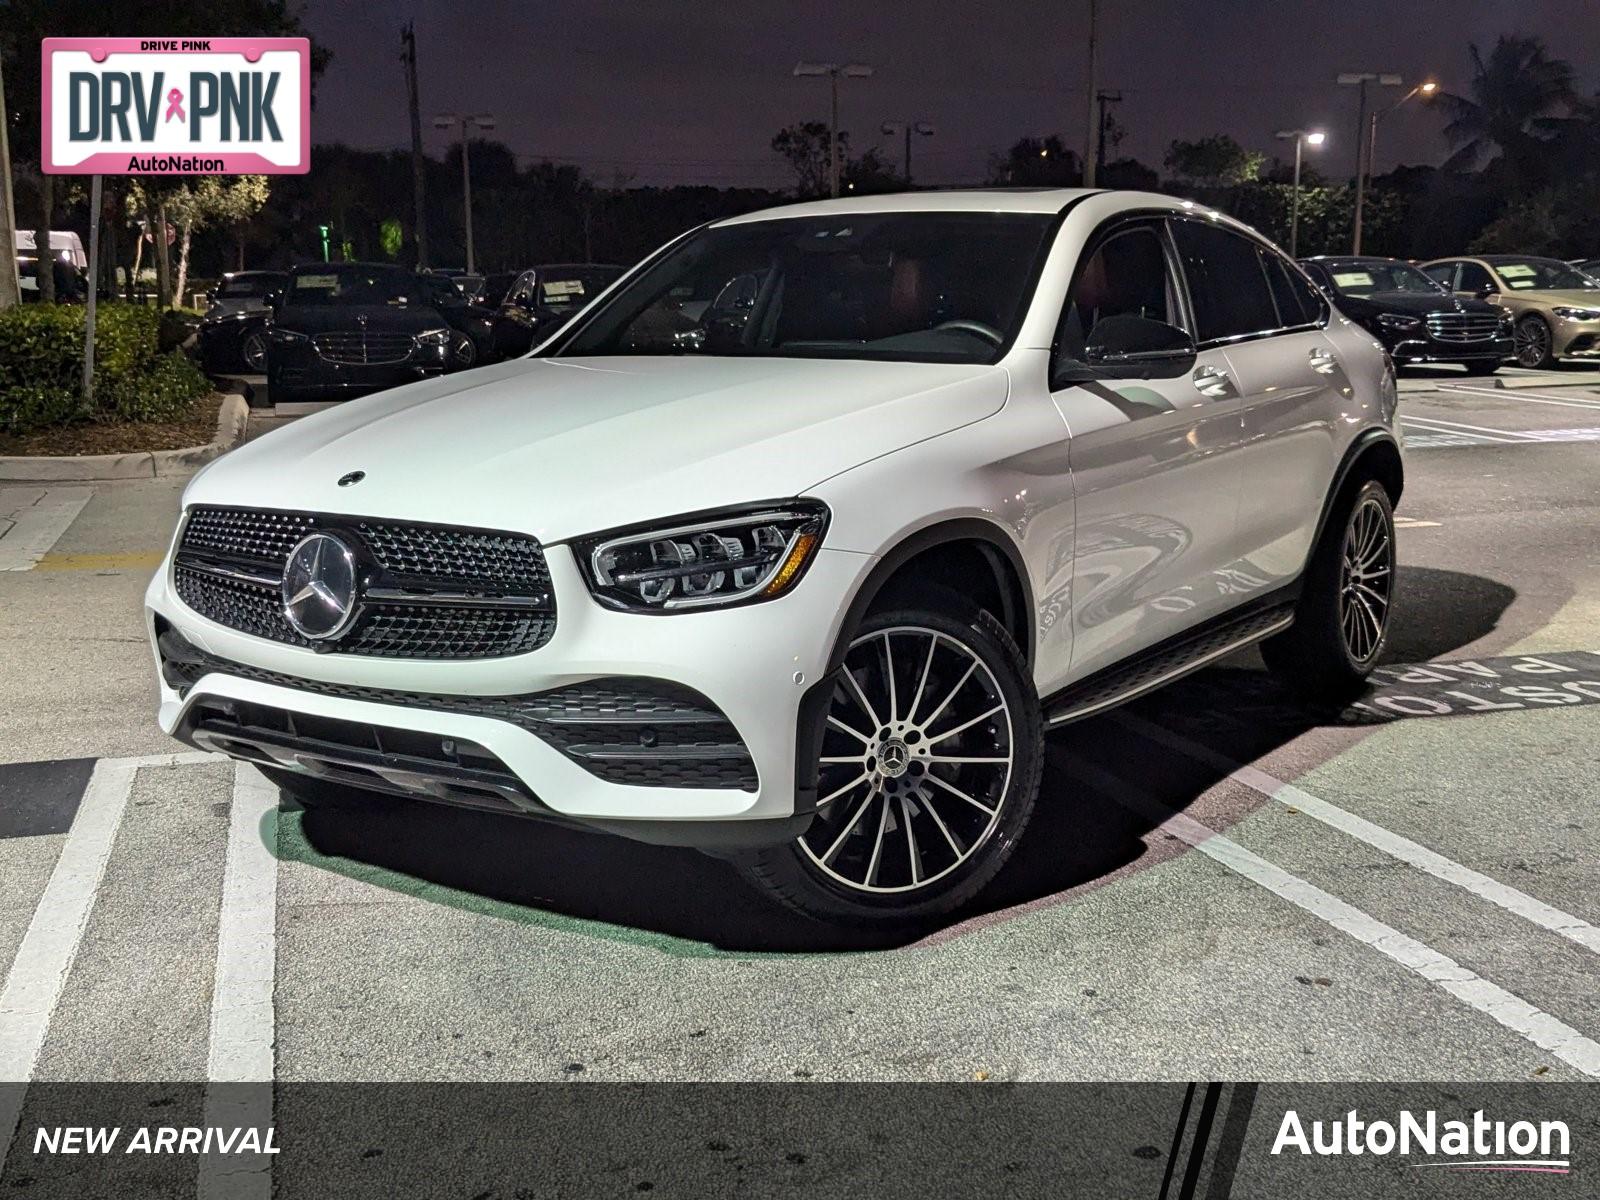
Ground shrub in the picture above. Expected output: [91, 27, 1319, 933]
[0, 303, 211, 435]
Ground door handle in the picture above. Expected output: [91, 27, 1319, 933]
[1191, 364, 1233, 398]
[1308, 347, 1338, 375]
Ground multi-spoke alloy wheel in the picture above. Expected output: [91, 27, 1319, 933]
[801, 625, 1013, 895]
[241, 329, 269, 373]
[1339, 493, 1393, 666]
[734, 595, 1043, 926]
[1514, 316, 1553, 369]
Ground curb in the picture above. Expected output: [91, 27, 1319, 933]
[0, 390, 250, 483]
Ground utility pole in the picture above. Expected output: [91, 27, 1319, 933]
[1095, 89, 1122, 175]
[881, 121, 934, 185]
[794, 63, 874, 198]
[433, 113, 495, 272]
[0, 55, 20, 309]
[401, 23, 430, 269]
[1082, 0, 1099, 186]
[1338, 72, 1401, 254]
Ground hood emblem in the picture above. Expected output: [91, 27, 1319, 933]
[282, 533, 360, 642]
[338, 471, 365, 487]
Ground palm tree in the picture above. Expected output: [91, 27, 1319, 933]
[1440, 36, 1578, 187]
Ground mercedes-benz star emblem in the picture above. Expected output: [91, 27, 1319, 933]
[281, 533, 360, 641]
[879, 740, 910, 778]
[337, 470, 365, 487]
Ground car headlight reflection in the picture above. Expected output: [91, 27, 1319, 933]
[1376, 313, 1422, 332]
[269, 328, 309, 344]
[578, 503, 828, 611]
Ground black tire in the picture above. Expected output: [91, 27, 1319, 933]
[1513, 314, 1555, 369]
[1262, 478, 1395, 700]
[732, 590, 1043, 927]
[1463, 360, 1499, 376]
[257, 765, 400, 813]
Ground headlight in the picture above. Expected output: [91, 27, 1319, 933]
[1376, 313, 1422, 332]
[269, 328, 308, 344]
[1552, 306, 1600, 321]
[416, 327, 452, 345]
[1497, 311, 1515, 330]
[577, 502, 828, 612]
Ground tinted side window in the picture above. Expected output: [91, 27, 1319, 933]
[1055, 223, 1178, 363]
[1457, 262, 1494, 294]
[1262, 252, 1323, 327]
[1422, 263, 1457, 289]
[1170, 220, 1281, 342]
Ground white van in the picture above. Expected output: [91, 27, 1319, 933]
[14, 231, 87, 270]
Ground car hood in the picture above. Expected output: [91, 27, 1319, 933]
[1499, 288, 1600, 308]
[274, 304, 449, 334]
[189, 355, 1009, 543]
[1340, 291, 1500, 317]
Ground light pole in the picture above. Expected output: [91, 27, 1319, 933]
[881, 121, 934, 184]
[1366, 80, 1437, 217]
[1275, 129, 1326, 258]
[794, 63, 874, 197]
[433, 111, 495, 272]
[1337, 72, 1401, 254]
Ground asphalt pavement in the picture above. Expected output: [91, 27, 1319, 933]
[2, 361, 1598, 1098]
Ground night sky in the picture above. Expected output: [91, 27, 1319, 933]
[302, 0, 1600, 188]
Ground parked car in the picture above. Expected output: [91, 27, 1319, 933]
[476, 264, 625, 360]
[264, 263, 455, 402]
[197, 271, 289, 374]
[415, 271, 491, 369]
[463, 271, 519, 310]
[15, 255, 86, 302]
[148, 191, 1402, 926]
[1299, 256, 1511, 374]
[1572, 258, 1600, 280]
[1421, 255, 1600, 369]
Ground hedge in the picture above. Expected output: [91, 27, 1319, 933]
[0, 304, 211, 434]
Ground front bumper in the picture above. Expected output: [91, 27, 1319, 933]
[268, 340, 450, 395]
[1386, 332, 1513, 365]
[146, 540, 871, 847]
[1552, 319, 1600, 359]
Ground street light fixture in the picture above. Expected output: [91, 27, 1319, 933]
[1275, 129, 1327, 257]
[793, 62, 874, 197]
[881, 120, 934, 185]
[1337, 72, 1402, 254]
[433, 111, 496, 273]
[1365, 79, 1439, 228]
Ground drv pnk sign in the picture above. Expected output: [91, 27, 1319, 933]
[42, 38, 310, 174]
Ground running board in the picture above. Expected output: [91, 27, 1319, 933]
[1043, 604, 1295, 728]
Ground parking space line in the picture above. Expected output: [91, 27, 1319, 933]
[1112, 713, 1600, 956]
[1075, 759, 1600, 1077]
[1400, 415, 1541, 443]
[1441, 384, 1600, 410]
[198, 763, 278, 1200]
[0, 759, 138, 1171]
[0, 488, 93, 572]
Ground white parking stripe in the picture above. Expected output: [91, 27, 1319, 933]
[1113, 713, 1600, 956]
[0, 760, 138, 1171]
[0, 488, 93, 571]
[199, 763, 279, 1200]
[1075, 759, 1600, 1077]
[1442, 384, 1600, 410]
[1400, 415, 1541, 442]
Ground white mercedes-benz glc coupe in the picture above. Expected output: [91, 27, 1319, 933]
[147, 190, 1402, 925]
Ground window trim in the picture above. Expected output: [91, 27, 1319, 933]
[1049, 213, 1192, 378]
[1165, 214, 1328, 350]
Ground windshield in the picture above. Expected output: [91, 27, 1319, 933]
[288, 266, 424, 306]
[216, 274, 284, 299]
[1324, 261, 1442, 296]
[1492, 259, 1599, 291]
[551, 212, 1056, 364]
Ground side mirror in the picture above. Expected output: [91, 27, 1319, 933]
[1476, 283, 1495, 299]
[264, 288, 283, 311]
[1069, 314, 1197, 382]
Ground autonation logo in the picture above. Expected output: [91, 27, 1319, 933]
[1272, 1108, 1572, 1174]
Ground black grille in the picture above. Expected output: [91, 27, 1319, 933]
[1426, 312, 1501, 343]
[313, 331, 417, 364]
[158, 628, 756, 791]
[173, 506, 555, 660]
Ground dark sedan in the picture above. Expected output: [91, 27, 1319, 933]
[197, 271, 289, 374]
[1299, 256, 1512, 374]
[266, 264, 454, 402]
[474, 264, 624, 362]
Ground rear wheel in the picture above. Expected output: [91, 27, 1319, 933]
[1514, 315, 1555, 369]
[1263, 478, 1395, 699]
[734, 594, 1042, 927]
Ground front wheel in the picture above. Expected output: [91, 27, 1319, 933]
[240, 329, 269, 373]
[1514, 315, 1555, 369]
[733, 595, 1042, 927]
[1263, 478, 1395, 699]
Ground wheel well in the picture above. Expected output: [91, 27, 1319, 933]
[867, 537, 1032, 664]
[1352, 436, 1404, 506]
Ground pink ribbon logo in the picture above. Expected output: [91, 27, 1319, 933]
[164, 88, 185, 123]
